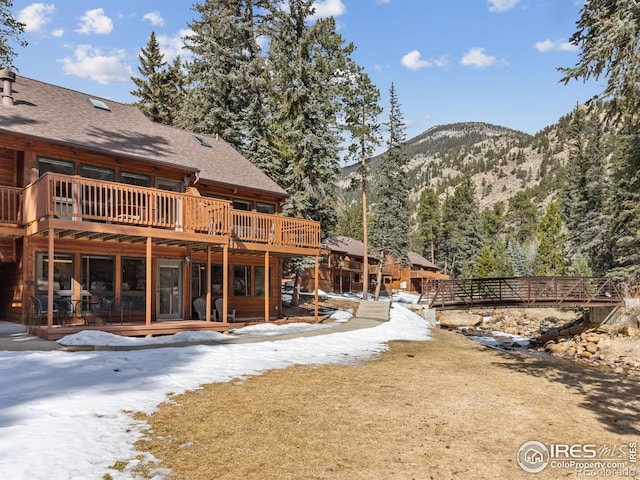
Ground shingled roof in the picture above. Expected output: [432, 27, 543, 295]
[323, 235, 440, 271]
[0, 74, 287, 197]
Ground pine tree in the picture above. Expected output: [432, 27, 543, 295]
[507, 191, 538, 244]
[416, 187, 440, 264]
[370, 83, 410, 299]
[336, 202, 364, 241]
[561, 104, 613, 276]
[0, 0, 26, 70]
[609, 133, 640, 284]
[266, 4, 355, 233]
[475, 245, 496, 278]
[507, 240, 527, 277]
[341, 67, 382, 297]
[492, 238, 514, 277]
[438, 176, 484, 278]
[131, 32, 184, 125]
[535, 201, 568, 276]
[559, 1, 640, 286]
[179, 0, 269, 149]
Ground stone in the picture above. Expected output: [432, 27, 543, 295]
[539, 328, 560, 344]
[569, 324, 584, 335]
[585, 342, 599, 354]
[580, 350, 593, 358]
[437, 311, 484, 328]
[548, 342, 571, 354]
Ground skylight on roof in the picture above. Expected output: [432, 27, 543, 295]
[89, 98, 111, 111]
[193, 135, 212, 148]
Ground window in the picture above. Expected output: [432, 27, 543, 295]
[233, 266, 251, 297]
[82, 256, 114, 298]
[36, 253, 74, 295]
[38, 158, 76, 219]
[80, 164, 114, 181]
[121, 257, 146, 311]
[256, 202, 276, 214]
[89, 98, 111, 111]
[37, 157, 75, 177]
[232, 199, 253, 211]
[254, 266, 269, 297]
[193, 135, 212, 148]
[191, 264, 223, 297]
[120, 171, 151, 187]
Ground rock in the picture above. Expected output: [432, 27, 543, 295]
[437, 311, 484, 328]
[539, 328, 559, 344]
[585, 342, 599, 354]
[547, 341, 571, 354]
[580, 350, 593, 358]
[584, 332, 604, 343]
[569, 324, 584, 335]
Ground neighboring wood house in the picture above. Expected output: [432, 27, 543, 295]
[299, 235, 447, 297]
[0, 71, 321, 339]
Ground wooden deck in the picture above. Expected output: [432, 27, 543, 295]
[26, 318, 276, 341]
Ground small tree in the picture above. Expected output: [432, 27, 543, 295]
[0, 0, 26, 70]
[475, 245, 496, 278]
[535, 201, 568, 276]
[131, 32, 184, 125]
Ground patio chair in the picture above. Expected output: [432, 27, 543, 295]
[91, 297, 113, 324]
[31, 296, 61, 326]
[215, 297, 236, 322]
[118, 297, 133, 324]
[193, 297, 216, 320]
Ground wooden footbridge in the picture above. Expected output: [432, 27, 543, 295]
[429, 276, 624, 310]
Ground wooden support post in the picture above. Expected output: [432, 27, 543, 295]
[222, 243, 229, 324]
[146, 237, 152, 326]
[314, 254, 319, 322]
[265, 251, 270, 322]
[206, 246, 211, 322]
[47, 228, 54, 328]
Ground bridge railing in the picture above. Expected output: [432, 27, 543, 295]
[430, 276, 624, 310]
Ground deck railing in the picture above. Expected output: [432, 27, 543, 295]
[0, 186, 22, 224]
[23, 173, 320, 248]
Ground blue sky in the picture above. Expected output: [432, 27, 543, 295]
[11, 0, 601, 141]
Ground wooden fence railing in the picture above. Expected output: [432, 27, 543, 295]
[22, 173, 320, 249]
[0, 186, 22, 224]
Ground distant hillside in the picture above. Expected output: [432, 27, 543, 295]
[338, 119, 572, 211]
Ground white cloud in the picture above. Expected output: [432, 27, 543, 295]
[460, 47, 496, 68]
[488, 0, 519, 12]
[535, 38, 578, 53]
[51, 28, 64, 38]
[60, 45, 132, 84]
[157, 29, 193, 61]
[311, 0, 346, 19]
[143, 11, 165, 27]
[18, 3, 56, 32]
[401, 50, 431, 70]
[76, 8, 113, 35]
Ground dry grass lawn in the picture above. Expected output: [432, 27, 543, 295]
[134, 329, 640, 480]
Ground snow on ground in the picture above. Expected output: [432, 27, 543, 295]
[0, 303, 431, 480]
